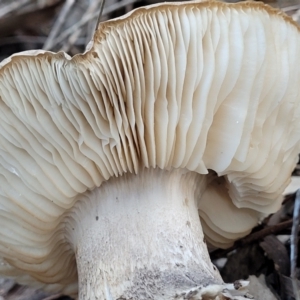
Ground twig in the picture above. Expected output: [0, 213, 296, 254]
[237, 219, 293, 246]
[43, 0, 75, 50]
[61, 28, 82, 52]
[0, 0, 31, 18]
[101, 0, 139, 18]
[211, 219, 294, 260]
[282, 4, 300, 12]
[95, 0, 106, 31]
[291, 189, 300, 300]
[51, 0, 139, 48]
[85, 0, 103, 46]
[86, 0, 101, 45]
[62, 0, 104, 52]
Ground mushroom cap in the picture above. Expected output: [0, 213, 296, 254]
[0, 0, 299, 293]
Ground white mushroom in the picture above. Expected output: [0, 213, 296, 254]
[284, 176, 300, 195]
[0, 1, 299, 299]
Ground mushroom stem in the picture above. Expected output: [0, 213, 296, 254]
[69, 168, 222, 299]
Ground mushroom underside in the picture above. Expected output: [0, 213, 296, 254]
[0, 1, 299, 299]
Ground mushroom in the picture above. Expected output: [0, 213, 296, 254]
[0, 1, 299, 299]
[284, 176, 300, 195]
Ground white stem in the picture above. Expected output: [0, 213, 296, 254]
[68, 168, 222, 299]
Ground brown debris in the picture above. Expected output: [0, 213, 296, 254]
[212, 187, 300, 299]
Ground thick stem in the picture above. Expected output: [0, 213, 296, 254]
[69, 168, 222, 299]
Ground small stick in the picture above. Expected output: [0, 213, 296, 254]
[43, 0, 75, 50]
[282, 4, 300, 12]
[0, 0, 31, 19]
[63, 0, 102, 52]
[95, 0, 106, 31]
[86, 0, 101, 44]
[211, 219, 294, 260]
[51, 0, 139, 48]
